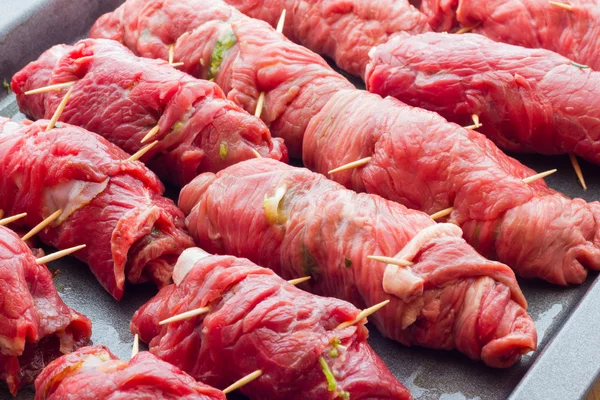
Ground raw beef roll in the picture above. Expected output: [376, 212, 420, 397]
[0, 225, 92, 395]
[12, 38, 287, 187]
[366, 32, 600, 164]
[179, 159, 538, 368]
[0, 118, 194, 300]
[132, 248, 412, 399]
[419, 0, 600, 70]
[34, 346, 225, 399]
[91, 0, 600, 286]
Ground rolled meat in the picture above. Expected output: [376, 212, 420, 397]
[34, 346, 225, 399]
[419, 0, 600, 70]
[365, 32, 600, 164]
[132, 247, 412, 399]
[221, 0, 431, 77]
[0, 118, 194, 300]
[12, 38, 287, 187]
[0, 225, 92, 395]
[179, 159, 538, 368]
[90, 0, 600, 285]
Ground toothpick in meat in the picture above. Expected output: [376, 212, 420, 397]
[222, 370, 263, 394]
[0, 212, 27, 226]
[569, 153, 587, 190]
[46, 86, 74, 131]
[549, 0, 574, 11]
[131, 334, 140, 358]
[24, 81, 75, 96]
[337, 300, 390, 329]
[36, 244, 86, 265]
[141, 125, 160, 144]
[464, 114, 482, 130]
[22, 209, 63, 241]
[431, 169, 558, 220]
[128, 140, 158, 162]
[328, 157, 372, 175]
[367, 255, 414, 267]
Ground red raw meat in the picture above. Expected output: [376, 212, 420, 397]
[34, 346, 225, 399]
[221, 0, 431, 77]
[179, 159, 537, 368]
[131, 248, 411, 399]
[12, 38, 286, 187]
[90, 0, 600, 285]
[419, 0, 600, 70]
[0, 118, 194, 300]
[0, 225, 91, 395]
[365, 32, 600, 163]
[90, 0, 356, 157]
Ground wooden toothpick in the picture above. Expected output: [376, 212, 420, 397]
[22, 209, 63, 241]
[36, 244, 86, 265]
[46, 86, 74, 131]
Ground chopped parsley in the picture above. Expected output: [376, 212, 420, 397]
[2, 79, 9, 95]
[219, 142, 227, 160]
[571, 61, 590, 69]
[319, 356, 337, 392]
[344, 258, 352, 268]
[208, 31, 237, 80]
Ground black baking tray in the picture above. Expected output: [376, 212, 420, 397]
[1, 1, 599, 399]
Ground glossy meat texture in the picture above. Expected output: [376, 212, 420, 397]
[222, 0, 431, 77]
[12, 38, 286, 187]
[304, 88, 600, 286]
[0, 118, 194, 300]
[366, 32, 600, 163]
[90, 0, 600, 285]
[34, 346, 225, 400]
[132, 248, 411, 399]
[179, 159, 537, 368]
[90, 0, 355, 157]
[419, 0, 600, 70]
[0, 226, 91, 395]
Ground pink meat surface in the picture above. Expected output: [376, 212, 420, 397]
[12, 38, 286, 187]
[34, 346, 225, 399]
[304, 89, 600, 285]
[366, 32, 600, 163]
[222, 0, 431, 77]
[0, 118, 194, 300]
[90, 0, 600, 285]
[90, 0, 355, 158]
[419, 0, 600, 70]
[179, 159, 537, 368]
[0, 226, 91, 395]
[131, 250, 411, 399]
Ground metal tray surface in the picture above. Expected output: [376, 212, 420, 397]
[1, 1, 600, 399]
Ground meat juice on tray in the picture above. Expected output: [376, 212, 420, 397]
[90, 0, 600, 286]
[0, 225, 92, 395]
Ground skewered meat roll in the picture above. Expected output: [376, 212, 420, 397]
[132, 248, 412, 399]
[178, 159, 537, 368]
[221, 0, 431, 77]
[419, 0, 600, 70]
[366, 32, 600, 164]
[90, 0, 600, 286]
[0, 225, 92, 395]
[34, 346, 225, 399]
[0, 118, 194, 300]
[12, 38, 286, 187]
